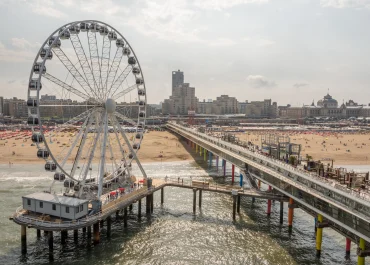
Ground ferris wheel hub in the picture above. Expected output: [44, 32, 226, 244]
[105, 98, 116, 113]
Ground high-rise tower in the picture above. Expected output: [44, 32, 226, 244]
[172, 69, 184, 95]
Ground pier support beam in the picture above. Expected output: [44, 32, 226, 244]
[239, 173, 243, 187]
[316, 214, 323, 258]
[216, 156, 219, 171]
[279, 201, 284, 224]
[223, 159, 226, 177]
[74, 229, 78, 242]
[232, 195, 237, 221]
[107, 216, 111, 237]
[129, 204, 133, 212]
[208, 152, 212, 168]
[116, 210, 119, 220]
[193, 189, 197, 214]
[237, 195, 241, 214]
[199, 146, 202, 156]
[146, 195, 151, 214]
[21, 225, 27, 254]
[93, 222, 100, 244]
[87, 226, 91, 239]
[61, 230, 67, 244]
[358, 238, 366, 265]
[345, 238, 351, 260]
[258, 179, 261, 189]
[82, 227, 86, 234]
[48, 231, 53, 251]
[267, 186, 272, 216]
[196, 144, 198, 153]
[231, 164, 235, 184]
[151, 194, 154, 213]
[199, 189, 202, 208]
[161, 188, 164, 205]
[288, 198, 294, 231]
[36, 229, 41, 238]
[138, 199, 142, 219]
[204, 149, 207, 161]
[124, 207, 128, 228]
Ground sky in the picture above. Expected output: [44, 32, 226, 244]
[0, 0, 369, 105]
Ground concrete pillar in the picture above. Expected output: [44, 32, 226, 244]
[124, 207, 128, 228]
[21, 225, 27, 254]
[358, 238, 366, 265]
[231, 164, 235, 184]
[316, 214, 323, 258]
[37, 229, 41, 238]
[199, 189, 202, 208]
[208, 152, 212, 168]
[239, 173, 243, 187]
[93, 222, 100, 244]
[345, 238, 351, 260]
[279, 201, 284, 224]
[216, 156, 219, 171]
[48, 231, 53, 251]
[61, 230, 67, 244]
[232, 195, 237, 221]
[107, 216, 112, 237]
[223, 159, 226, 177]
[161, 188, 164, 204]
[193, 189, 197, 214]
[129, 204, 133, 212]
[138, 199, 142, 219]
[288, 198, 294, 231]
[267, 186, 272, 216]
[74, 229, 78, 241]
[237, 195, 241, 214]
[146, 195, 151, 214]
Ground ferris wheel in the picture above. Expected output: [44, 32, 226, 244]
[26, 20, 147, 203]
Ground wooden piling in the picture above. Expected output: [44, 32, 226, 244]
[21, 225, 27, 254]
[193, 189, 197, 214]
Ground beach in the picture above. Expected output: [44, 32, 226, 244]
[235, 130, 370, 165]
[0, 130, 194, 165]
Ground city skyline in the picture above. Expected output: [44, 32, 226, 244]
[0, 1, 370, 105]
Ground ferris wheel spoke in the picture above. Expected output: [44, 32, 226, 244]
[113, 116, 147, 179]
[105, 48, 124, 97]
[97, 112, 109, 198]
[43, 73, 93, 102]
[111, 84, 138, 101]
[69, 34, 100, 99]
[100, 35, 111, 97]
[51, 47, 97, 101]
[108, 65, 133, 98]
[70, 110, 100, 178]
[87, 31, 103, 100]
[57, 110, 94, 166]
[115, 111, 137, 126]
[110, 114, 128, 161]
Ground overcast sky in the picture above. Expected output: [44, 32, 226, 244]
[0, 0, 369, 105]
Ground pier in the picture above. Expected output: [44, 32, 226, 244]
[167, 122, 370, 265]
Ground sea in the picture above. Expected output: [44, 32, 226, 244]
[0, 161, 368, 265]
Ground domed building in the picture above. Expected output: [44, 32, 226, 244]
[317, 93, 338, 108]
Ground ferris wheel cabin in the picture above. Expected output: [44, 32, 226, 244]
[29, 79, 42, 90]
[116, 39, 124, 47]
[132, 67, 141, 75]
[40, 48, 53, 60]
[108, 31, 117, 41]
[44, 161, 57, 171]
[37, 149, 49, 158]
[27, 98, 37, 107]
[80, 22, 89, 31]
[33, 63, 46, 74]
[27, 115, 39, 125]
[136, 78, 144, 85]
[99, 26, 108, 35]
[53, 173, 65, 181]
[32, 133, 44, 143]
[89, 23, 100, 32]
[123, 47, 131, 56]
[69, 25, 80, 34]
[48, 36, 61, 48]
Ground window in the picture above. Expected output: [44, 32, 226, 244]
[52, 204, 56, 211]
[39, 202, 43, 208]
[27, 199, 31, 206]
[80, 204, 84, 212]
[66, 207, 69, 213]
[76, 207, 79, 213]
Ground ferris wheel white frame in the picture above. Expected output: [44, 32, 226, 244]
[27, 20, 147, 201]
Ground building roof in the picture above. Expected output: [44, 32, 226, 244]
[23, 192, 88, 206]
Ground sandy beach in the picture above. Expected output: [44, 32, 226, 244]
[0, 130, 194, 165]
[235, 130, 370, 165]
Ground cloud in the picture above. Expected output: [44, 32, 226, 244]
[11, 38, 40, 49]
[242, 37, 275, 47]
[194, 0, 268, 10]
[7, 80, 16, 84]
[246, 75, 276, 88]
[28, 0, 67, 18]
[320, 0, 370, 9]
[209, 38, 236, 46]
[293, 83, 308, 88]
[0, 41, 35, 62]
